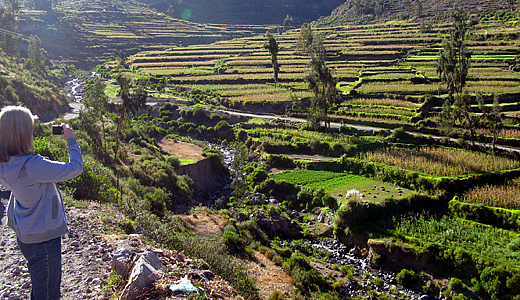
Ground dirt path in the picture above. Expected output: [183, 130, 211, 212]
[0, 186, 136, 300]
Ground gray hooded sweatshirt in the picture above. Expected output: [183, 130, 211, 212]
[0, 138, 83, 244]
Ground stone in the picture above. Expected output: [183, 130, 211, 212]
[236, 212, 248, 222]
[21, 280, 30, 289]
[111, 248, 133, 276]
[201, 270, 215, 280]
[120, 251, 166, 300]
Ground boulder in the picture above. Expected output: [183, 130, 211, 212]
[112, 248, 134, 276]
[252, 211, 302, 239]
[120, 251, 167, 300]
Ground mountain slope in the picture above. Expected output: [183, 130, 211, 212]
[140, 0, 345, 25]
[318, 0, 518, 25]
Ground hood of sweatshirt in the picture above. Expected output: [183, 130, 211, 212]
[0, 155, 32, 190]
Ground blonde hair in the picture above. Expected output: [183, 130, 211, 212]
[0, 106, 35, 163]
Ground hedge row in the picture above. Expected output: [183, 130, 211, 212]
[449, 199, 520, 231]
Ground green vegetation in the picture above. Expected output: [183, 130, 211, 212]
[6, 1, 520, 299]
[271, 169, 412, 201]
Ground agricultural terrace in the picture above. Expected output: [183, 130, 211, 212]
[462, 176, 520, 209]
[395, 213, 520, 269]
[271, 169, 413, 203]
[358, 146, 520, 176]
[127, 18, 519, 135]
[22, 0, 273, 65]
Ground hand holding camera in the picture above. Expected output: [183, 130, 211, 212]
[52, 123, 75, 140]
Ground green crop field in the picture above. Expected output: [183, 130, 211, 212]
[271, 169, 413, 202]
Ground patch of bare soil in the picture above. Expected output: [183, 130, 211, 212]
[158, 139, 204, 161]
[180, 212, 226, 238]
[179, 209, 295, 298]
[243, 251, 294, 298]
[285, 154, 337, 161]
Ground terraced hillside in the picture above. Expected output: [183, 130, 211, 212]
[139, 0, 346, 25]
[126, 16, 519, 137]
[19, 0, 274, 68]
[321, 0, 518, 25]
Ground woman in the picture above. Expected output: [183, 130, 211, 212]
[0, 106, 83, 300]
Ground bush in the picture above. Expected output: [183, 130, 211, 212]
[246, 167, 268, 187]
[396, 269, 418, 287]
[63, 155, 119, 203]
[34, 136, 67, 161]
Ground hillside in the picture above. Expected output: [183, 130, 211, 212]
[19, 0, 276, 69]
[139, 0, 345, 25]
[18, 0, 344, 68]
[0, 50, 70, 121]
[318, 0, 518, 25]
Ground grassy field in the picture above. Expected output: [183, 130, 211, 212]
[271, 169, 413, 202]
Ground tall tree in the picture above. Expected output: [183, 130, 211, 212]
[231, 142, 248, 199]
[437, 4, 472, 99]
[166, 5, 175, 17]
[0, 0, 19, 56]
[437, 5, 477, 146]
[479, 94, 503, 154]
[25, 35, 46, 76]
[113, 75, 147, 162]
[297, 23, 315, 54]
[263, 32, 280, 87]
[84, 78, 109, 156]
[282, 14, 293, 32]
[304, 33, 339, 130]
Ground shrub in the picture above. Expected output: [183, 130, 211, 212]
[267, 290, 285, 300]
[64, 155, 119, 203]
[246, 167, 268, 187]
[34, 136, 67, 161]
[396, 269, 418, 287]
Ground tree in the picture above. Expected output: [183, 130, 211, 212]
[437, 4, 472, 99]
[375, 0, 385, 17]
[453, 91, 479, 148]
[303, 31, 339, 131]
[415, 0, 423, 17]
[0, 0, 20, 56]
[479, 94, 503, 154]
[84, 78, 109, 156]
[231, 142, 248, 199]
[25, 35, 46, 76]
[166, 5, 175, 17]
[113, 75, 147, 162]
[297, 23, 314, 54]
[283, 14, 293, 32]
[263, 32, 280, 87]
[437, 5, 477, 146]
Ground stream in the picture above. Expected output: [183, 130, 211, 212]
[302, 239, 434, 299]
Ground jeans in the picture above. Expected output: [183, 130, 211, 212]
[17, 237, 62, 300]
